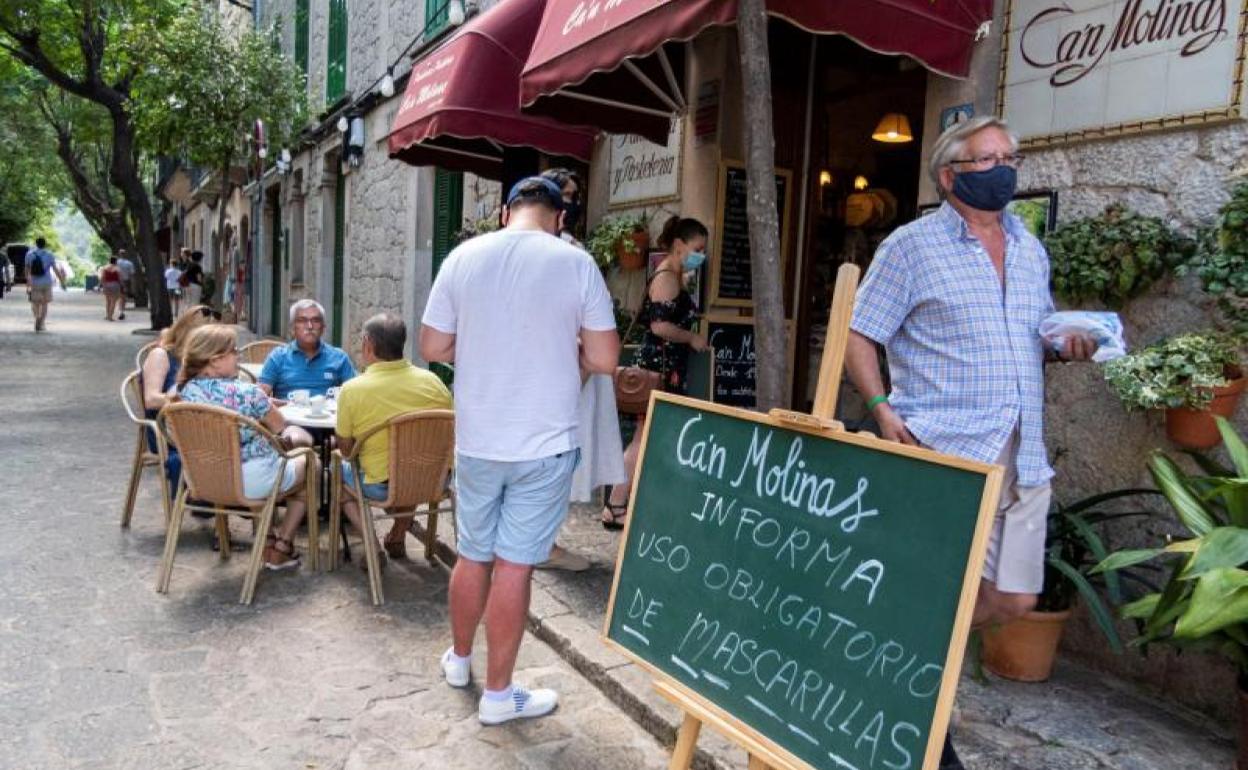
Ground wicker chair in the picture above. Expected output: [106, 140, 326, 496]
[239, 339, 283, 365]
[120, 371, 172, 528]
[156, 402, 320, 605]
[135, 340, 159, 372]
[329, 409, 455, 605]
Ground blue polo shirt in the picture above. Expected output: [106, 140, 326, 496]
[259, 340, 356, 399]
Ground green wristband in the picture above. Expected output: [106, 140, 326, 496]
[866, 394, 889, 411]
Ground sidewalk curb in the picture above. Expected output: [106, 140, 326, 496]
[410, 521, 731, 770]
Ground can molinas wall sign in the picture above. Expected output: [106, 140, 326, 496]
[1001, 0, 1247, 144]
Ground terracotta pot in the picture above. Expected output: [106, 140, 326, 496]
[980, 609, 1071, 683]
[1164, 378, 1246, 450]
[616, 231, 649, 271]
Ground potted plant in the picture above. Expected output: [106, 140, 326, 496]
[1104, 331, 1245, 449]
[1095, 417, 1248, 768]
[980, 489, 1155, 681]
[1044, 203, 1193, 308]
[587, 213, 649, 272]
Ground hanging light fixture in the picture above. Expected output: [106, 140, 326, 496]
[379, 68, 395, 98]
[818, 170, 833, 187]
[871, 113, 913, 143]
[853, 175, 869, 191]
[336, 115, 350, 133]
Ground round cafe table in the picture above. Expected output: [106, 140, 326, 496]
[280, 402, 349, 561]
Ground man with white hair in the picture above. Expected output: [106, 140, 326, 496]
[846, 117, 1098, 768]
[259, 299, 356, 401]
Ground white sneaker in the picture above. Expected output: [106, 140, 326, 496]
[441, 646, 471, 688]
[478, 686, 559, 725]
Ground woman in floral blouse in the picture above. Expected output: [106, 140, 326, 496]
[177, 324, 314, 570]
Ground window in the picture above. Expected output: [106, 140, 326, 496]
[294, 0, 309, 76]
[425, 0, 448, 35]
[326, 0, 347, 105]
[432, 168, 463, 278]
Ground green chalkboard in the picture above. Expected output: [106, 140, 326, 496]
[605, 394, 1000, 770]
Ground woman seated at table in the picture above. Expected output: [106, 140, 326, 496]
[177, 324, 314, 570]
[141, 305, 220, 491]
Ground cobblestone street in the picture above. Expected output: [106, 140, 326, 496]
[0, 290, 671, 769]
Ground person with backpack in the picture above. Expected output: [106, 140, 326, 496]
[115, 249, 135, 320]
[25, 237, 67, 332]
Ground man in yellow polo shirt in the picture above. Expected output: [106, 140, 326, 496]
[337, 313, 453, 563]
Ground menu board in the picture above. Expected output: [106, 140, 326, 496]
[710, 161, 792, 307]
[707, 318, 758, 408]
[605, 394, 1000, 770]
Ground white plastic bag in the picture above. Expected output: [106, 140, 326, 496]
[1038, 311, 1126, 363]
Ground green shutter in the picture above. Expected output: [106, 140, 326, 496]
[295, 0, 309, 76]
[431, 168, 463, 278]
[326, 0, 348, 105]
[425, 0, 448, 35]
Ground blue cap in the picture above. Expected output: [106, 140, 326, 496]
[506, 176, 565, 211]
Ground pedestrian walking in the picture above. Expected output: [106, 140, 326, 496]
[24, 237, 67, 332]
[99, 257, 124, 321]
[164, 258, 184, 316]
[183, 251, 205, 307]
[844, 116, 1099, 770]
[116, 249, 135, 320]
[0, 252, 10, 299]
[420, 176, 619, 724]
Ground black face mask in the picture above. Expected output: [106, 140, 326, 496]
[952, 165, 1017, 212]
[562, 201, 581, 231]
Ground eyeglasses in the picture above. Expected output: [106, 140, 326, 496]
[293, 317, 325, 327]
[949, 153, 1025, 170]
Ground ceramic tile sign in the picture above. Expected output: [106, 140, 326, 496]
[1001, 0, 1247, 145]
[608, 120, 682, 208]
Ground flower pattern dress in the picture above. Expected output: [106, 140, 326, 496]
[631, 269, 699, 395]
[179, 377, 277, 462]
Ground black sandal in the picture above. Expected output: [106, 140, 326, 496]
[601, 503, 628, 531]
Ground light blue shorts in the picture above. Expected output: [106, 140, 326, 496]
[454, 449, 580, 565]
[341, 462, 389, 501]
[242, 454, 300, 500]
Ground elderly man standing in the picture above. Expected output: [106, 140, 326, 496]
[845, 117, 1097, 769]
[335, 313, 452, 563]
[421, 177, 619, 725]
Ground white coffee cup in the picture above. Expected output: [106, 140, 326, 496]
[289, 389, 310, 405]
[307, 395, 327, 416]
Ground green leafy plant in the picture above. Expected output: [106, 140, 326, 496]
[454, 215, 499, 245]
[614, 299, 647, 346]
[1191, 183, 1248, 333]
[586, 213, 647, 271]
[1044, 204, 1193, 307]
[1103, 331, 1243, 411]
[1095, 417, 1248, 674]
[1041, 489, 1158, 652]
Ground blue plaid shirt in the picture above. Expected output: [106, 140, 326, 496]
[850, 202, 1056, 487]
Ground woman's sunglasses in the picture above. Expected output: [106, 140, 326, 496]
[198, 307, 223, 321]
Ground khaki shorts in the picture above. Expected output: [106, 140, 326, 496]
[28, 285, 52, 303]
[981, 430, 1051, 594]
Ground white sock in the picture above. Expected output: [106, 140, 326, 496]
[483, 685, 513, 702]
[449, 650, 471, 665]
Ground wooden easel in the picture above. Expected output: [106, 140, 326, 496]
[662, 263, 860, 770]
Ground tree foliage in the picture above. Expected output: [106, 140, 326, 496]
[0, 55, 62, 244]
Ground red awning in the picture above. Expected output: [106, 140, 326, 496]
[520, 0, 993, 144]
[388, 0, 597, 178]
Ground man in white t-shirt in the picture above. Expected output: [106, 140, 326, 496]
[421, 176, 619, 725]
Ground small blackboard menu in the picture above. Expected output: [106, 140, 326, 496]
[605, 395, 1000, 770]
[711, 162, 791, 307]
[707, 318, 757, 408]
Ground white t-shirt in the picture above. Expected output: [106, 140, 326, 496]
[164, 267, 183, 291]
[117, 258, 135, 280]
[422, 228, 616, 462]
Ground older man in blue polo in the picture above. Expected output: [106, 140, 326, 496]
[259, 299, 356, 445]
[846, 116, 1097, 770]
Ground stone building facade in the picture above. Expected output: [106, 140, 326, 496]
[253, 0, 501, 354]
